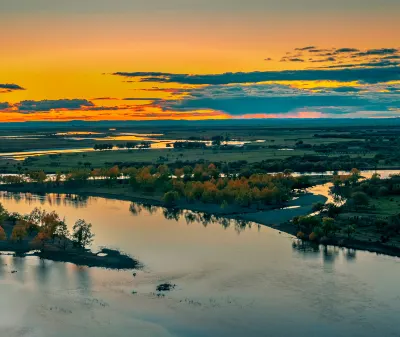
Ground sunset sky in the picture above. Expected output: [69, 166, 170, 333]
[1, 0, 399, 122]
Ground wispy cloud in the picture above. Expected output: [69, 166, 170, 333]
[0, 83, 25, 93]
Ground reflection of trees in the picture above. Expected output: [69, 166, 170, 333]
[74, 266, 91, 295]
[345, 248, 357, 261]
[128, 201, 253, 233]
[163, 208, 182, 221]
[322, 245, 340, 265]
[35, 258, 50, 286]
[0, 192, 89, 208]
[129, 203, 142, 215]
[293, 240, 356, 263]
[165, 208, 252, 233]
[292, 240, 321, 254]
[63, 194, 89, 208]
[129, 202, 158, 216]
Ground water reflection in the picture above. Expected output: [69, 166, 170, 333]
[0, 191, 89, 208]
[129, 202, 256, 234]
[0, 191, 400, 337]
[293, 240, 358, 265]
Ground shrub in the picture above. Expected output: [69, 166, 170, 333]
[163, 191, 180, 207]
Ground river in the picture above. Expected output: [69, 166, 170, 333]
[0, 191, 399, 337]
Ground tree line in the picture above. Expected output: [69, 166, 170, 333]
[0, 204, 94, 250]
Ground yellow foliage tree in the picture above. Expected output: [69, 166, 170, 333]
[11, 225, 27, 243]
[0, 226, 7, 241]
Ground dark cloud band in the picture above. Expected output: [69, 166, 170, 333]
[114, 66, 400, 85]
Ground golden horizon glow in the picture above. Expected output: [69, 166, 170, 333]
[1, 1, 399, 121]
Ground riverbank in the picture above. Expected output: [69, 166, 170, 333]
[2, 182, 400, 258]
[0, 181, 326, 216]
[0, 181, 327, 222]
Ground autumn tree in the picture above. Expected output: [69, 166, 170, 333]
[0, 202, 7, 226]
[27, 170, 47, 184]
[11, 224, 27, 243]
[33, 230, 50, 249]
[0, 226, 7, 241]
[349, 168, 361, 185]
[72, 219, 94, 249]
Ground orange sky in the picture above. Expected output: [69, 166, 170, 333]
[1, 1, 399, 121]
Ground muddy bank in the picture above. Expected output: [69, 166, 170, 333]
[231, 193, 327, 232]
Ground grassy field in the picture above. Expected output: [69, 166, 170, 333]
[1, 147, 314, 173]
[1, 122, 399, 173]
[337, 195, 400, 248]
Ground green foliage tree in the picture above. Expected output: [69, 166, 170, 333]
[344, 224, 356, 239]
[321, 217, 336, 237]
[72, 219, 94, 249]
[351, 192, 370, 210]
[311, 202, 325, 213]
[163, 191, 180, 207]
[54, 220, 70, 250]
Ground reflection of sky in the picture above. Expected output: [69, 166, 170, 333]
[1, 191, 400, 336]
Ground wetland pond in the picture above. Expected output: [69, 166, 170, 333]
[0, 191, 399, 337]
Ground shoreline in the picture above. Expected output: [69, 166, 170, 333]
[1, 184, 400, 259]
[0, 243, 140, 270]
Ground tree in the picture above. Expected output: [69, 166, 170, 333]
[0, 202, 7, 226]
[344, 224, 356, 239]
[42, 211, 64, 241]
[0, 226, 7, 241]
[370, 173, 381, 184]
[297, 215, 321, 233]
[311, 202, 325, 213]
[33, 230, 50, 249]
[28, 207, 45, 227]
[54, 220, 70, 250]
[349, 168, 361, 185]
[163, 191, 180, 207]
[72, 219, 94, 249]
[321, 217, 336, 237]
[351, 192, 369, 210]
[27, 170, 47, 183]
[11, 224, 27, 243]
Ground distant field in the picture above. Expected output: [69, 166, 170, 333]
[0, 122, 399, 173]
[1, 148, 314, 172]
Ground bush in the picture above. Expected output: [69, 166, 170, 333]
[296, 231, 305, 240]
[309, 232, 318, 241]
[163, 191, 180, 207]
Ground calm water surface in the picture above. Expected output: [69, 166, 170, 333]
[0, 192, 399, 337]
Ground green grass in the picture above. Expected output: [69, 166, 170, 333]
[3, 148, 314, 172]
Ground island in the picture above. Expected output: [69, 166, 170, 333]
[0, 204, 140, 269]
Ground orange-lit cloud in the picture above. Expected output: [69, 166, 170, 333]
[1, 1, 399, 122]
